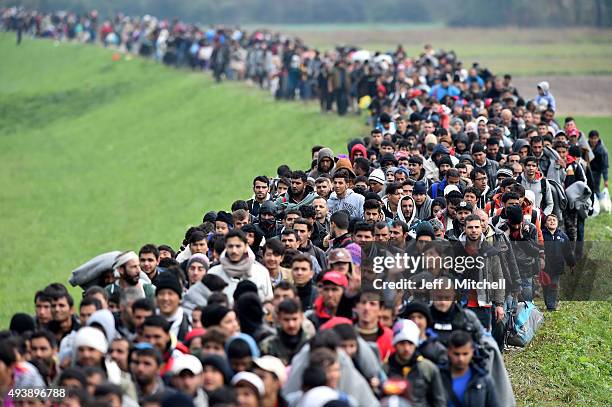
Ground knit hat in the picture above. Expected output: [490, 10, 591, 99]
[380, 153, 399, 167]
[155, 273, 182, 298]
[231, 371, 265, 397]
[236, 292, 264, 338]
[471, 143, 486, 154]
[413, 181, 427, 195]
[320, 271, 348, 289]
[399, 301, 433, 327]
[394, 167, 410, 178]
[333, 158, 356, 178]
[9, 313, 35, 334]
[458, 154, 474, 165]
[74, 326, 108, 354]
[216, 211, 233, 227]
[253, 356, 288, 385]
[415, 222, 436, 240]
[368, 168, 386, 185]
[437, 155, 453, 168]
[429, 217, 444, 232]
[344, 243, 362, 266]
[199, 354, 233, 384]
[505, 205, 523, 225]
[424, 133, 437, 146]
[201, 274, 228, 292]
[496, 168, 513, 178]
[392, 319, 420, 346]
[203, 211, 217, 223]
[201, 304, 232, 328]
[187, 253, 210, 271]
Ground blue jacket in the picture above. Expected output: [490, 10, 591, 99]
[542, 228, 576, 276]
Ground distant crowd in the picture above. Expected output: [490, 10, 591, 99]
[1, 5, 611, 407]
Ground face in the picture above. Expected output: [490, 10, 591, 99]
[447, 175, 460, 186]
[395, 341, 416, 361]
[322, 284, 343, 308]
[555, 146, 567, 159]
[326, 361, 341, 389]
[173, 371, 202, 397]
[51, 297, 72, 322]
[403, 183, 414, 196]
[354, 230, 374, 244]
[139, 253, 158, 276]
[464, 192, 478, 207]
[234, 217, 249, 230]
[276, 183, 288, 197]
[291, 260, 313, 286]
[156, 289, 180, 316]
[369, 181, 384, 193]
[341, 340, 358, 357]
[531, 141, 543, 157]
[159, 249, 172, 260]
[319, 157, 333, 173]
[449, 343, 474, 371]
[220, 311, 240, 337]
[236, 385, 259, 407]
[202, 366, 224, 392]
[263, 248, 282, 271]
[546, 216, 558, 230]
[109, 339, 129, 371]
[121, 258, 141, 286]
[143, 326, 170, 353]
[77, 346, 103, 367]
[375, 226, 390, 242]
[30, 337, 54, 362]
[423, 122, 435, 135]
[371, 133, 383, 146]
[226, 237, 247, 262]
[35, 299, 52, 325]
[293, 223, 310, 245]
[364, 208, 380, 224]
[356, 297, 380, 325]
[281, 234, 299, 250]
[465, 220, 482, 241]
[132, 308, 153, 331]
[333, 177, 348, 196]
[457, 209, 472, 225]
[278, 311, 303, 336]
[202, 341, 225, 356]
[190, 239, 208, 255]
[79, 304, 97, 326]
[330, 261, 351, 275]
[389, 225, 405, 243]
[472, 151, 486, 165]
[273, 288, 295, 308]
[379, 308, 394, 328]
[290, 178, 305, 196]
[316, 181, 331, 198]
[408, 312, 428, 334]
[401, 198, 414, 219]
[313, 198, 328, 220]
[231, 357, 253, 374]
[524, 161, 538, 178]
[388, 188, 402, 205]
[439, 163, 451, 177]
[133, 355, 159, 385]
[215, 221, 230, 235]
[253, 181, 269, 200]
[188, 262, 207, 285]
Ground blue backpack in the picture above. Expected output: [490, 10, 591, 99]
[507, 301, 544, 347]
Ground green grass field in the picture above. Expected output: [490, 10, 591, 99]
[0, 34, 611, 405]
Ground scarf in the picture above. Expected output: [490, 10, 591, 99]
[219, 248, 256, 279]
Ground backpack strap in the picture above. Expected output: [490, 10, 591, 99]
[540, 178, 548, 209]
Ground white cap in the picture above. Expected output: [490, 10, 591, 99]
[170, 354, 203, 375]
[74, 326, 108, 354]
[231, 371, 265, 397]
[444, 185, 460, 197]
[392, 319, 421, 346]
[253, 356, 287, 385]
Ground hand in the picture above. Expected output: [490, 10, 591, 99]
[605, 180, 609, 188]
[323, 234, 330, 249]
[495, 305, 505, 321]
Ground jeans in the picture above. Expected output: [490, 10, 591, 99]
[469, 307, 493, 331]
[521, 277, 533, 302]
[543, 274, 561, 310]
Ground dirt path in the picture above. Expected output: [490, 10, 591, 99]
[513, 75, 612, 117]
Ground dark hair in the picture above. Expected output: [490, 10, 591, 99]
[330, 211, 349, 230]
[202, 327, 228, 346]
[521, 156, 538, 166]
[43, 283, 73, 307]
[253, 175, 269, 187]
[353, 221, 374, 235]
[501, 191, 520, 204]
[143, 315, 171, 332]
[446, 168, 460, 179]
[332, 169, 351, 182]
[464, 186, 481, 198]
[284, 208, 302, 219]
[0, 340, 17, 367]
[58, 367, 87, 388]
[391, 219, 409, 233]
[139, 244, 159, 259]
[30, 330, 57, 349]
[281, 229, 299, 241]
[263, 238, 285, 256]
[302, 366, 327, 391]
[277, 165, 292, 178]
[374, 221, 389, 231]
[34, 290, 51, 305]
[227, 338, 253, 359]
[134, 346, 163, 366]
[363, 199, 381, 211]
[157, 244, 175, 258]
[589, 130, 599, 138]
[449, 330, 473, 348]
[353, 157, 370, 174]
[291, 254, 312, 269]
[300, 205, 316, 219]
[93, 383, 123, 400]
[309, 330, 341, 351]
[84, 286, 108, 303]
[225, 229, 247, 244]
[470, 168, 487, 182]
[231, 200, 249, 212]
[311, 145, 324, 157]
[385, 182, 402, 196]
[530, 135, 544, 145]
[290, 170, 308, 182]
[510, 183, 526, 197]
[79, 297, 102, 311]
[189, 231, 208, 245]
[293, 217, 312, 232]
[132, 298, 155, 314]
[332, 324, 358, 341]
[465, 214, 481, 224]
[277, 298, 302, 315]
[274, 281, 297, 295]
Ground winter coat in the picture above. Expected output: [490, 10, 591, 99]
[543, 228, 576, 276]
[517, 174, 554, 216]
[396, 195, 417, 225]
[415, 195, 434, 220]
[384, 353, 446, 407]
[327, 189, 365, 220]
[260, 328, 312, 365]
[474, 159, 499, 189]
[439, 364, 501, 407]
[534, 81, 556, 112]
[484, 226, 522, 292]
[182, 281, 213, 315]
[308, 147, 335, 178]
[590, 139, 609, 180]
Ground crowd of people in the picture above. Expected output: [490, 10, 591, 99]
[2, 5, 612, 407]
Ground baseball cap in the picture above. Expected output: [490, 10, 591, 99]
[171, 354, 203, 375]
[328, 248, 352, 265]
[320, 271, 349, 289]
[253, 356, 287, 385]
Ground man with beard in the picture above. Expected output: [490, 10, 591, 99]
[106, 251, 156, 300]
[396, 194, 417, 227]
[208, 229, 273, 302]
[294, 218, 326, 271]
[247, 175, 271, 218]
[139, 244, 161, 284]
[275, 170, 317, 211]
[428, 156, 455, 199]
[308, 147, 335, 178]
[29, 330, 59, 384]
[131, 344, 165, 403]
[471, 143, 499, 189]
[260, 298, 311, 364]
[315, 175, 333, 199]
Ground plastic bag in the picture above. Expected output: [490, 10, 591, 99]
[598, 189, 611, 213]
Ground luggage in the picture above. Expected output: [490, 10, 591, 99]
[506, 301, 544, 347]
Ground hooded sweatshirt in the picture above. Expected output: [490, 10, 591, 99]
[350, 143, 368, 164]
[396, 194, 417, 226]
[208, 247, 273, 304]
[308, 147, 335, 178]
[415, 194, 433, 221]
[534, 81, 556, 112]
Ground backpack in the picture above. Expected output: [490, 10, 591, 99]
[506, 301, 544, 347]
[541, 178, 567, 220]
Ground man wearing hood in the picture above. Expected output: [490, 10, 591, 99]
[534, 81, 556, 113]
[208, 230, 273, 303]
[327, 169, 365, 220]
[255, 201, 280, 240]
[396, 194, 417, 227]
[308, 148, 335, 178]
[276, 170, 317, 211]
[471, 143, 499, 189]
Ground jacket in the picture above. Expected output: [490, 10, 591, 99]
[384, 353, 446, 407]
[474, 159, 499, 189]
[327, 189, 365, 220]
[517, 174, 554, 216]
[308, 147, 335, 178]
[590, 139, 609, 179]
[260, 328, 312, 365]
[543, 228, 576, 276]
[275, 187, 318, 212]
[299, 241, 327, 271]
[484, 225, 522, 292]
[439, 364, 501, 407]
[182, 281, 213, 315]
